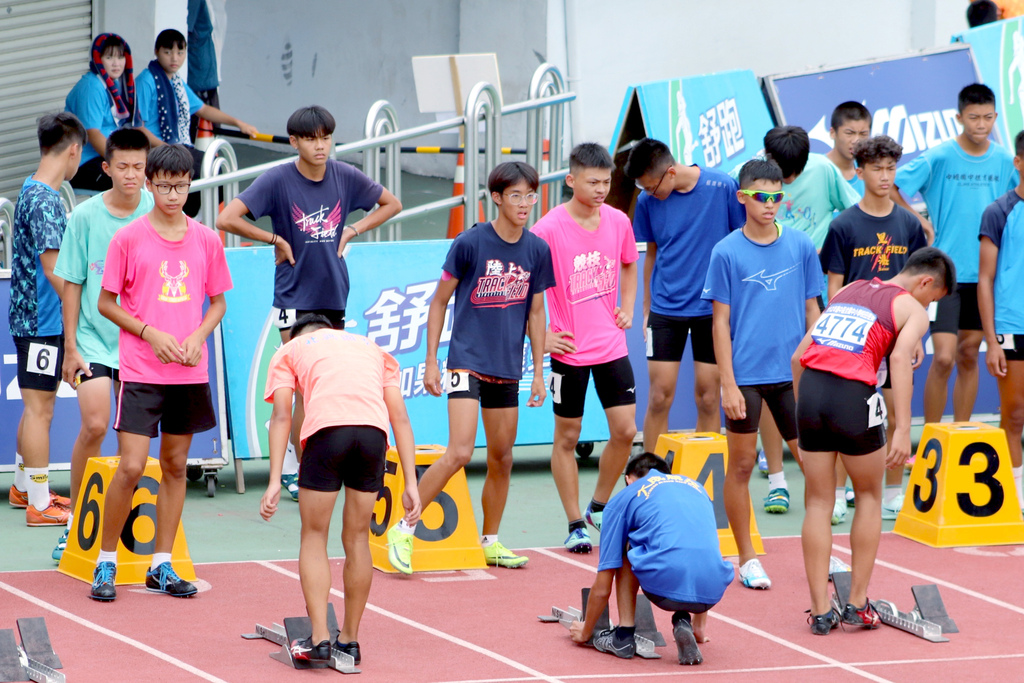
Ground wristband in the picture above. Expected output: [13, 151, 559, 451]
[345, 225, 359, 236]
[140, 324, 148, 340]
[270, 234, 278, 245]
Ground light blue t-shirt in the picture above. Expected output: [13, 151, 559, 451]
[632, 167, 744, 317]
[895, 139, 1017, 283]
[597, 471, 733, 605]
[65, 73, 122, 165]
[848, 173, 865, 198]
[136, 68, 205, 145]
[703, 225, 821, 385]
[979, 189, 1024, 335]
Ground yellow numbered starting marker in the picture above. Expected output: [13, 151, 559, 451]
[654, 432, 764, 557]
[369, 445, 487, 573]
[59, 456, 195, 584]
[894, 422, 1024, 548]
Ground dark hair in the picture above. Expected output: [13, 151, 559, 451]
[287, 106, 336, 138]
[105, 128, 150, 162]
[958, 83, 995, 112]
[487, 161, 539, 195]
[623, 138, 674, 180]
[146, 144, 194, 179]
[902, 247, 956, 295]
[1016, 130, 1024, 158]
[38, 112, 86, 155]
[290, 313, 333, 338]
[155, 29, 186, 51]
[98, 34, 126, 58]
[763, 126, 810, 179]
[853, 135, 902, 167]
[625, 452, 671, 479]
[738, 158, 784, 188]
[830, 101, 872, 130]
[967, 1, 999, 27]
[569, 142, 613, 174]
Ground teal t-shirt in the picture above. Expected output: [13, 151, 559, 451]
[54, 191, 154, 368]
[895, 139, 1017, 283]
[848, 173, 865, 198]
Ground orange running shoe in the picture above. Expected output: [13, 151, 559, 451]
[26, 501, 71, 527]
[49, 491, 71, 509]
[9, 485, 28, 508]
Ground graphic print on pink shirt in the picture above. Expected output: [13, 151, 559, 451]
[567, 250, 618, 304]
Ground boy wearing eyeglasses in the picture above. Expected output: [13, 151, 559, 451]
[531, 143, 639, 554]
[90, 144, 232, 601]
[384, 162, 555, 572]
[702, 158, 820, 591]
[623, 138, 745, 454]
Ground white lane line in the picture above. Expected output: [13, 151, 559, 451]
[830, 543, 1024, 616]
[255, 560, 564, 683]
[536, 549, 892, 683]
[0, 579, 228, 683]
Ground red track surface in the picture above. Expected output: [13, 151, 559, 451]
[2, 534, 1023, 682]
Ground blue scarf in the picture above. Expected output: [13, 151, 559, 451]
[147, 59, 189, 144]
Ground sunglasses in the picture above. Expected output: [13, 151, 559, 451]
[739, 189, 785, 203]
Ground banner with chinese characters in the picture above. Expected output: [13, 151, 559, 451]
[953, 17, 1024, 152]
[762, 45, 986, 163]
[220, 243, 610, 460]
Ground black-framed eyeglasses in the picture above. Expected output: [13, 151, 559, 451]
[153, 182, 191, 195]
[635, 166, 670, 196]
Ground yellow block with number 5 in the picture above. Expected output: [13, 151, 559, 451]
[369, 445, 487, 573]
[654, 432, 764, 557]
[894, 423, 1024, 548]
[58, 456, 196, 585]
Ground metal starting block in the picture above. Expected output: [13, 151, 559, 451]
[241, 603, 359, 674]
[830, 571, 954, 643]
[0, 619, 65, 683]
[537, 588, 665, 659]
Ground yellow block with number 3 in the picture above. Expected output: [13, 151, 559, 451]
[368, 445, 487, 573]
[654, 432, 764, 557]
[59, 456, 196, 585]
[894, 422, 1024, 548]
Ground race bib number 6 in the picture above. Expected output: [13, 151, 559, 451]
[812, 304, 876, 354]
[27, 342, 58, 376]
[445, 370, 470, 394]
[272, 307, 298, 330]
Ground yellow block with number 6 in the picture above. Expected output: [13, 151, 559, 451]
[369, 445, 487, 573]
[59, 456, 196, 585]
[894, 423, 1024, 548]
[655, 432, 764, 557]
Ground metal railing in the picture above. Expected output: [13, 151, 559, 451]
[0, 197, 13, 271]
[199, 138, 240, 236]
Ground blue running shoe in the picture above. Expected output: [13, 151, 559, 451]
[281, 473, 299, 502]
[52, 527, 69, 563]
[756, 449, 769, 477]
[763, 488, 790, 514]
[564, 527, 592, 554]
[585, 505, 603, 532]
[146, 562, 197, 598]
[90, 561, 117, 602]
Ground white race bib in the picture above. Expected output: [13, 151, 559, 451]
[927, 301, 938, 322]
[549, 372, 563, 404]
[998, 334, 1017, 351]
[812, 304, 876, 355]
[445, 370, 470, 394]
[27, 342, 58, 376]
[645, 328, 654, 358]
[272, 307, 298, 330]
[867, 392, 887, 429]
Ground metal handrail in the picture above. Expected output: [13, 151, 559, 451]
[200, 138, 240, 243]
[59, 181, 77, 214]
[363, 101, 402, 241]
[463, 81, 502, 232]
[0, 197, 14, 271]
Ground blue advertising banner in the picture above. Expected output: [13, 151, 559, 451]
[763, 46, 984, 163]
[610, 70, 774, 176]
[954, 17, 1024, 151]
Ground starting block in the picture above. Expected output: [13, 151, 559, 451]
[831, 571, 954, 643]
[241, 603, 359, 674]
[0, 618, 64, 683]
[537, 588, 664, 658]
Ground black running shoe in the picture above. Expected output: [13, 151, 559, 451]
[673, 618, 703, 665]
[841, 599, 880, 629]
[591, 628, 635, 659]
[333, 639, 361, 665]
[90, 561, 117, 602]
[808, 609, 840, 635]
[290, 636, 331, 665]
[145, 562, 198, 598]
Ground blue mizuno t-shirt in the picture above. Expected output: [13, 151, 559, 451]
[979, 189, 1024, 335]
[896, 139, 1017, 283]
[598, 471, 734, 605]
[703, 225, 821, 385]
[632, 167, 744, 317]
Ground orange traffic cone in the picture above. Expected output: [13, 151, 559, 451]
[195, 118, 214, 152]
[540, 139, 551, 217]
[447, 152, 485, 239]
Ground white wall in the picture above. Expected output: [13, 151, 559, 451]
[94, 0, 186, 66]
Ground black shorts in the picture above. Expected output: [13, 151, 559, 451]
[996, 334, 1024, 362]
[931, 283, 981, 334]
[724, 382, 798, 440]
[114, 382, 217, 437]
[14, 335, 64, 392]
[549, 356, 636, 419]
[797, 368, 886, 456]
[274, 307, 346, 331]
[641, 589, 715, 615]
[646, 312, 716, 364]
[75, 362, 120, 387]
[70, 156, 112, 192]
[299, 425, 387, 493]
[445, 371, 519, 409]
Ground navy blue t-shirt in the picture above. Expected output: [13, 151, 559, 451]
[237, 160, 383, 310]
[597, 471, 734, 605]
[820, 204, 927, 284]
[443, 222, 555, 380]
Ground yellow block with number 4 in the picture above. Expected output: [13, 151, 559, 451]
[894, 422, 1024, 548]
[369, 445, 487, 573]
[59, 456, 196, 584]
[654, 432, 764, 557]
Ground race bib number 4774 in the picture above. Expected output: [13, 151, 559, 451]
[812, 304, 876, 354]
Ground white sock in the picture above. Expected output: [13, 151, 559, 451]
[282, 441, 299, 476]
[97, 550, 117, 564]
[1013, 466, 1023, 507]
[481, 534, 498, 547]
[13, 453, 27, 491]
[151, 552, 172, 570]
[835, 487, 846, 504]
[66, 513, 74, 531]
[883, 485, 902, 506]
[397, 519, 417, 534]
[25, 467, 50, 510]
[767, 472, 787, 491]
